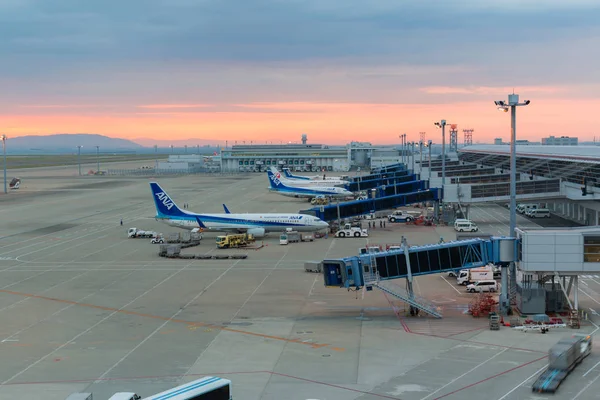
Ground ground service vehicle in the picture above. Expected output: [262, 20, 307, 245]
[143, 376, 232, 400]
[457, 265, 493, 285]
[301, 233, 314, 241]
[532, 334, 592, 393]
[216, 233, 255, 248]
[454, 220, 478, 232]
[280, 230, 300, 244]
[517, 203, 539, 214]
[310, 196, 329, 205]
[526, 208, 551, 218]
[335, 227, 369, 237]
[151, 236, 164, 244]
[387, 210, 416, 223]
[466, 280, 498, 293]
[127, 228, 158, 238]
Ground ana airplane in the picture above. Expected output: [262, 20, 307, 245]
[282, 168, 349, 182]
[268, 167, 347, 187]
[150, 182, 329, 237]
[267, 169, 353, 199]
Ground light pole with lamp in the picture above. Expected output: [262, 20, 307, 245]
[495, 94, 530, 315]
[1, 135, 7, 194]
[77, 145, 83, 176]
[419, 141, 423, 177]
[434, 120, 447, 188]
[427, 140, 432, 181]
[411, 142, 415, 172]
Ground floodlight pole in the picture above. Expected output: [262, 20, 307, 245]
[1, 135, 7, 194]
[428, 141, 432, 181]
[495, 93, 530, 315]
[77, 145, 83, 176]
[154, 145, 158, 169]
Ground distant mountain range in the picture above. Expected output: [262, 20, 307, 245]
[5, 134, 221, 155]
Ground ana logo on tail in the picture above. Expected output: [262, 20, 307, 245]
[155, 192, 175, 210]
[269, 172, 282, 186]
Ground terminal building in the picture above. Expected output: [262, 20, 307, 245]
[219, 141, 406, 173]
[415, 144, 600, 226]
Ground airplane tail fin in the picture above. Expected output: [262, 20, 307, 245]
[267, 169, 286, 189]
[223, 204, 231, 214]
[149, 182, 186, 217]
[282, 168, 292, 178]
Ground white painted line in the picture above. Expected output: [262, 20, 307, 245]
[590, 308, 598, 316]
[572, 370, 600, 400]
[90, 259, 243, 385]
[421, 348, 508, 400]
[1, 262, 193, 385]
[583, 360, 600, 377]
[440, 275, 462, 295]
[496, 364, 547, 400]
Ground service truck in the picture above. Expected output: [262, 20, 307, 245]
[335, 226, 369, 238]
[280, 230, 300, 245]
[387, 210, 418, 223]
[216, 233, 255, 248]
[456, 265, 494, 285]
[127, 227, 158, 238]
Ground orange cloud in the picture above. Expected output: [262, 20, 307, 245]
[4, 97, 600, 145]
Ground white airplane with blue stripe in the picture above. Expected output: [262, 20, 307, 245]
[282, 168, 349, 182]
[269, 167, 347, 187]
[150, 182, 328, 237]
[267, 169, 353, 199]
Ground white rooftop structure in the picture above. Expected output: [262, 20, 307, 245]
[461, 145, 600, 164]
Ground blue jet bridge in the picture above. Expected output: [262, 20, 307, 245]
[322, 236, 517, 318]
[300, 188, 441, 221]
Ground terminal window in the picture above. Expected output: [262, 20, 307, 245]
[583, 236, 600, 262]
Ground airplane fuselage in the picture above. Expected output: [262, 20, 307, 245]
[156, 212, 328, 232]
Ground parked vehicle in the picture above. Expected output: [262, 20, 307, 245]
[466, 280, 498, 293]
[526, 208, 551, 218]
[387, 210, 416, 223]
[454, 220, 478, 232]
[457, 265, 494, 285]
[216, 233, 255, 248]
[127, 227, 158, 238]
[335, 227, 369, 238]
[517, 203, 539, 214]
[280, 231, 300, 244]
[151, 236, 164, 244]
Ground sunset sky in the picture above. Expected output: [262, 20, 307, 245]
[2, 0, 600, 145]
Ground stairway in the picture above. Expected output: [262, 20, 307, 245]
[365, 274, 443, 319]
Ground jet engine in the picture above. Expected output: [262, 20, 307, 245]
[247, 227, 266, 238]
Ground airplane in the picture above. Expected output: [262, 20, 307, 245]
[267, 169, 353, 199]
[150, 182, 329, 237]
[282, 168, 349, 182]
[268, 167, 347, 187]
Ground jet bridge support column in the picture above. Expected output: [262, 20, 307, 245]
[574, 275, 579, 311]
[402, 236, 418, 316]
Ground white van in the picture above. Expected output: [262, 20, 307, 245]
[517, 203, 539, 214]
[526, 208, 551, 218]
[454, 220, 478, 232]
[466, 280, 498, 293]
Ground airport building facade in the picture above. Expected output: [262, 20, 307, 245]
[453, 145, 600, 226]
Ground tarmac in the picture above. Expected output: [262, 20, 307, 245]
[0, 163, 599, 400]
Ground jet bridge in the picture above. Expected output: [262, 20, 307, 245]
[345, 173, 417, 192]
[299, 188, 441, 221]
[322, 236, 517, 318]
